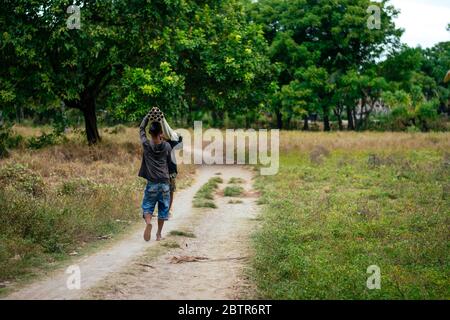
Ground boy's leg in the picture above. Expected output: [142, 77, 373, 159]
[156, 183, 171, 241]
[142, 182, 157, 241]
[143, 215, 152, 242]
[169, 191, 174, 211]
[156, 219, 165, 241]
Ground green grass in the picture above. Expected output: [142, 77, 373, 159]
[193, 177, 223, 208]
[229, 177, 244, 184]
[192, 199, 217, 208]
[224, 185, 244, 197]
[160, 240, 180, 249]
[252, 149, 449, 299]
[0, 164, 140, 282]
[169, 230, 196, 238]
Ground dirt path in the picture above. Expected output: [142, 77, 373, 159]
[4, 165, 259, 300]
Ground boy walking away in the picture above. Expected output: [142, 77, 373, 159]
[139, 114, 172, 241]
[147, 107, 182, 215]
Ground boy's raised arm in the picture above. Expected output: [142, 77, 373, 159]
[139, 114, 150, 145]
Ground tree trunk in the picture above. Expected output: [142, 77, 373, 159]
[337, 114, 343, 130]
[347, 106, 355, 130]
[352, 109, 357, 130]
[355, 98, 366, 130]
[82, 98, 101, 145]
[323, 111, 331, 131]
[275, 110, 283, 129]
[303, 116, 309, 131]
[334, 105, 344, 130]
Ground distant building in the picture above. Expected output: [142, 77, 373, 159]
[354, 99, 390, 120]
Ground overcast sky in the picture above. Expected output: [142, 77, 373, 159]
[389, 0, 450, 48]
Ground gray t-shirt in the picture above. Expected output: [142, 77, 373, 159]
[138, 115, 172, 183]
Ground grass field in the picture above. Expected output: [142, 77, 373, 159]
[0, 126, 195, 285]
[1, 127, 449, 299]
[253, 132, 450, 299]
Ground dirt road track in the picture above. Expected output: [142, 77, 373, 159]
[4, 165, 259, 300]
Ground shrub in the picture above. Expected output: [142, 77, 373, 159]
[0, 135, 8, 158]
[309, 122, 321, 132]
[416, 99, 439, 131]
[59, 178, 98, 197]
[27, 132, 56, 150]
[406, 125, 420, 133]
[0, 124, 24, 158]
[108, 124, 127, 135]
[27, 130, 65, 150]
[224, 185, 244, 197]
[0, 163, 45, 196]
[372, 94, 446, 132]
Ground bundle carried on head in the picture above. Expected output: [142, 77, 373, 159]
[148, 107, 179, 141]
[148, 107, 165, 122]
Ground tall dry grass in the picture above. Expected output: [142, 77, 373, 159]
[5, 125, 195, 188]
[0, 125, 195, 285]
[279, 131, 450, 153]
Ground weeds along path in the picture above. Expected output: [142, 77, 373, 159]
[4, 162, 259, 300]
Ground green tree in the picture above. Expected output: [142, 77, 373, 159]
[1, 0, 271, 143]
[422, 42, 450, 114]
[249, 0, 402, 130]
[1, 0, 150, 143]
[108, 0, 271, 127]
[381, 40, 450, 121]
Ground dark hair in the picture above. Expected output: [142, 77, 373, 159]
[149, 121, 162, 138]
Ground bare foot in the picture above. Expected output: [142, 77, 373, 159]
[144, 224, 152, 242]
[156, 233, 162, 241]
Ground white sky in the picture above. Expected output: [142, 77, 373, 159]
[389, 0, 450, 48]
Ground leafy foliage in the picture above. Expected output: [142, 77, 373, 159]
[247, 0, 403, 129]
[0, 124, 24, 158]
[0, 0, 448, 134]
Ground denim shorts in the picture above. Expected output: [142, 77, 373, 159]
[141, 182, 171, 220]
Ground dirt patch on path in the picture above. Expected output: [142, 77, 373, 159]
[86, 166, 259, 300]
